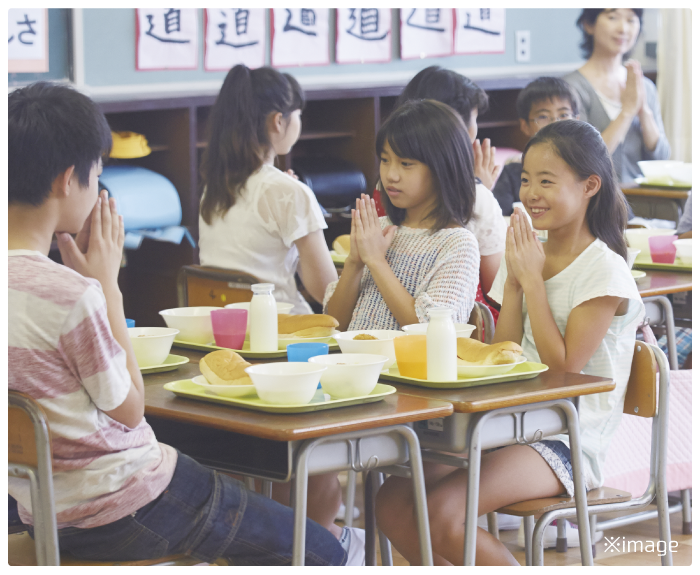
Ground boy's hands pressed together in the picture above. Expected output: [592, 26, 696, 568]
[57, 190, 125, 292]
[353, 194, 397, 269]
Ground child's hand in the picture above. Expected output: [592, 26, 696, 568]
[473, 138, 499, 190]
[345, 205, 363, 267]
[506, 208, 545, 291]
[56, 190, 125, 293]
[354, 194, 397, 269]
[286, 169, 299, 181]
[621, 60, 644, 117]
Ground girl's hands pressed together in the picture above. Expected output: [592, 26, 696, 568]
[506, 208, 545, 292]
[345, 203, 363, 267]
[353, 193, 397, 269]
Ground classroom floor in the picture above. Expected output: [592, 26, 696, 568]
[336, 473, 692, 566]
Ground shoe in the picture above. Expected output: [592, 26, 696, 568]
[339, 526, 365, 566]
[335, 502, 361, 521]
[517, 519, 604, 549]
[476, 513, 522, 531]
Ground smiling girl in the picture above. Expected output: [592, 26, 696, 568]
[325, 99, 480, 331]
[375, 120, 645, 565]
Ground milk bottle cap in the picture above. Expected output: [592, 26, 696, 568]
[252, 283, 275, 294]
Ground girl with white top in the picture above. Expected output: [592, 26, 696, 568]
[198, 65, 337, 314]
[325, 99, 480, 331]
[375, 120, 644, 565]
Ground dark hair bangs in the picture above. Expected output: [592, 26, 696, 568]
[516, 77, 581, 120]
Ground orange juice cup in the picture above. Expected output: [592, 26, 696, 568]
[394, 335, 427, 379]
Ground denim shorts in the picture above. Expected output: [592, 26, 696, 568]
[52, 452, 347, 566]
[527, 439, 575, 497]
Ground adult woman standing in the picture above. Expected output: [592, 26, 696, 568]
[564, 9, 670, 185]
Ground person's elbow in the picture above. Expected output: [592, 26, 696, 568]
[104, 385, 145, 429]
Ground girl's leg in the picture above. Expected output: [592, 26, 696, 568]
[376, 445, 566, 566]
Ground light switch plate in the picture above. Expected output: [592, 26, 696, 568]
[516, 30, 530, 62]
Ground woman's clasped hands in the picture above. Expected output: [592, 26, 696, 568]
[346, 193, 397, 269]
[505, 207, 545, 292]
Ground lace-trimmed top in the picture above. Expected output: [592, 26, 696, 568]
[323, 217, 480, 330]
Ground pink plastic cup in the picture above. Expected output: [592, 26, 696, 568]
[211, 309, 247, 349]
[648, 235, 678, 264]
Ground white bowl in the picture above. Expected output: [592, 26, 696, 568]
[225, 301, 295, 332]
[245, 362, 326, 405]
[332, 330, 406, 370]
[159, 307, 218, 344]
[672, 239, 692, 265]
[626, 248, 641, 269]
[128, 327, 179, 368]
[667, 162, 692, 186]
[308, 354, 387, 399]
[191, 375, 257, 398]
[457, 356, 527, 378]
[638, 161, 684, 186]
[402, 323, 476, 339]
[278, 330, 339, 350]
[625, 228, 675, 258]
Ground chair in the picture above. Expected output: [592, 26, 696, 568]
[495, 342, 673, 566]
[177, 265, 260, 308]
[469, 301, 495, 344]
[8, 391, 207, 567]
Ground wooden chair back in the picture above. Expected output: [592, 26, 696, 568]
[177, 265, 260, 307]
[623, 341, 658, 418]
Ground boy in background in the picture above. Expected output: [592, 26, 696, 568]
[8, 82, 352, 566]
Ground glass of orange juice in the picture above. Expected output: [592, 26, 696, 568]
[394, 335, 427, 379]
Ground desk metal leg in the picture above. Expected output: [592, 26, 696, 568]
[364, 471, 377, 566]
[261, 479, 272, 498]
[292, 456, 311, 566]
[344, 470, 357, 527]
[463, 413, 485, 566]
[375, 472, 394, 566]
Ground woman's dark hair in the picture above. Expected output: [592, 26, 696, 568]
[200, 65, 305, 224]
[516, 77, 581, 120]
[577, 9, 643, 60]
[376, 99, 475, 232]
[9, 81, 112, 207]
[397, 66, 488, 127]
[523, 120, 628, 262]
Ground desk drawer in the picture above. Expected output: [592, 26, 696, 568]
[415, 407, 567, 453]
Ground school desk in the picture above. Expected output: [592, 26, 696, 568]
[142, 353, 453, 566]
[377, 371, 615, 566]
[620, 182, 690, 225]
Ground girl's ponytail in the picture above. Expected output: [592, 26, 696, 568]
[200, 65, 305, 224]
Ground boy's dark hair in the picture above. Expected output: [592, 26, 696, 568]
[523, 120, 628, 262]
[200, 65, 305, 225]
[8, 82, 112, 207]
[577, 9, 643, 60]
[516, 77, 581, 121]
[376, 99, 475, 232]
[397, 66, 488, 127]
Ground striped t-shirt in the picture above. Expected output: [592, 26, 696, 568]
[8, 250, 177, 529]
[489, 239, 645, 489]
[324, 217, 480, 329]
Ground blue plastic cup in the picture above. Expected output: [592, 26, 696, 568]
[286, 342, 329, 362]
[126, 319, 136, 328]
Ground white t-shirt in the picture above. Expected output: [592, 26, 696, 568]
[467, 182, 507, 257]
[488, 239, 645, 489]
[199, 165, 328, 314]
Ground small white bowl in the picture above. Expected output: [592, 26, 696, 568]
[667, 162, 692, 186]
[402, 323, 476, 339]
[308, 354, 387, 399]
[672, 239, 692, 265]
[128, 327, 179, 368]
[332, 330, 406, 370]
[191, 375, 257, 398]
[626, 248, 641, 269]
[225, 301, 295, 332]
[457, 356, 527, 378]
[638, 160, 683, 186]
[159, 307, 218, 344]
[625, 228, 675, 258]
[245, 362, 326, 405]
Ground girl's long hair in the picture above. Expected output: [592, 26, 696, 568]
[376, 99, 475, 232]
[523, 120, 628, 261]
[200, 65, 305, 224]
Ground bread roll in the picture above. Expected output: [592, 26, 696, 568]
[278, 314, 339, 338]
[200, 349, 253, 386]
[456, 338, 522, 366]
[333, 235, 351, 256]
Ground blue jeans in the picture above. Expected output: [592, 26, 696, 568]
[53, 452, 347, 566]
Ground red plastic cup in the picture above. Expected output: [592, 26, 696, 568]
[211, 309, 247, 350]
[648, 235, 678, 264]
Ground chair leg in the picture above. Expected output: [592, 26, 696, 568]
[344, 470, 357, 527]
[556, 519, 568, 553]
[523, 515, 535, 566]
[486, 512, 499, 540]
[261, 480, 272, 498]
[590, 514, 597, 559]
[681, 489, 692, 535]
[364, 471, 377, 566]
[375, 472, 393, 567]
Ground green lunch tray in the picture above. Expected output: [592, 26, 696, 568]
[140, 354, 190, 374]
[173, 339, 340, 359]
[633, 258, 692, 273]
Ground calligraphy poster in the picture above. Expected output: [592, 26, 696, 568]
[205, 9, 265, 71]
[271, 8, 330, 67]
[136, 8, 198, 71]
[336, 8, 391, 64]
[8, 8, 48, 73]
[455, 9, 506, 55]
[400, 8, 454, 60]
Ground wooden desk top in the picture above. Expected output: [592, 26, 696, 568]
[620, 182, 690, 200]
[635, 269, 692, 298]
[383, 371, 614, 413]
